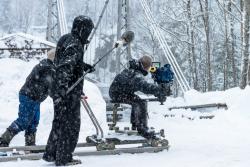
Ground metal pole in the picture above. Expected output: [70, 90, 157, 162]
[46, 0, 60, 42]
[46, 0, 53, 42]
[86, 0, 110, 50]
[125, 0, 132, 59]
[116, 0, 122, 74]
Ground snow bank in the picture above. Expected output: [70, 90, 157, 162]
[0, 58, 107, 146]
[145, 87, 250, 167]
[183, 88, 250, 122]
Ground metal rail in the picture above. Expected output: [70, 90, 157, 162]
[0, 140, 147, 153]
[0, 146, 169, 162]
[168, 103, 228, 111]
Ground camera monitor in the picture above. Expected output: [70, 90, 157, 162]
[152, 62, 161, 68]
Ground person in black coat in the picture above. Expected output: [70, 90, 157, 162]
[0, 49, 55, 147]
[43, 15, 94, 166]
[109, 55, 167, 139]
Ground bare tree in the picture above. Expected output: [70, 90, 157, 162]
[218, 0, 237, 89]
[199, 0, 212, 91]
[11, 0, 35, 33]
[246, 0, 250, 86]
[240, 0, 250, 89]
[187, 0, 198, 90]
[0, 0, 14, 33]
[220, 0, 230, 90]
[228, 0, 237, 87]
[241, 0, 244, 60]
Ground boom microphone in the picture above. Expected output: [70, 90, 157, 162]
[115, 31, 135, 48]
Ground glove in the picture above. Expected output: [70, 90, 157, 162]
[83, 63, 95, 73]
[157, 95, 166, 103]
[114, 40, 126, 48]
[155, 92, 167, 104]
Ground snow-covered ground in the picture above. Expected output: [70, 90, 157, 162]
[1, 58, 250, 167]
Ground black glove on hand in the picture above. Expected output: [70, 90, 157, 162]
[83, 63, 95, 73]
[155, 91, 167, 104]
[158, 95, 166, 103]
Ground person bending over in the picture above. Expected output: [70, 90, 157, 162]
[0, 49, 55, 147]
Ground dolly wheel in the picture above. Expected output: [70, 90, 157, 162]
[151, 139, 169, 147]
[96, 142, 115, 151]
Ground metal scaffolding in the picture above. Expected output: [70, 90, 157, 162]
[116, 0, 131, 74]
[46, 0, 68, 43]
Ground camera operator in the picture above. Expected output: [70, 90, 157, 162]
[109, 55, 168, 139]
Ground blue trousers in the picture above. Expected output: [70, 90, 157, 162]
[8, 94, 40, 135]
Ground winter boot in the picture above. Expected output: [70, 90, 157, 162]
[56, 159, 82, 166]
[0, 129, 16, 147]
[42, 153, 55, 162]
[137, 125, 156, 140]
[131, 123, 137, 131]
[65, 159, 82, 166]
[25, 132, 36, 146]
[136, 105, 154, 139]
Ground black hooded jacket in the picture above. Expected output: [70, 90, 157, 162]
[52, 16, 94, 100]
[109, 59, 164, 99]
[19, 59, 54, 102]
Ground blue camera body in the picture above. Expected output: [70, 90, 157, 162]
[152, 64, 174, 84]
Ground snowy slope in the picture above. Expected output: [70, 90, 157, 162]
[1, 58, 250, 167]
